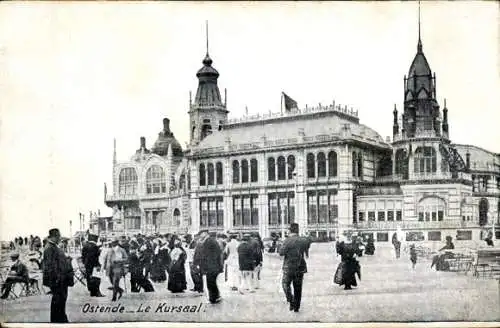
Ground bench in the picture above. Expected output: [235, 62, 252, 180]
[472, 249, 500, 278]
[444, 252, 475, 274]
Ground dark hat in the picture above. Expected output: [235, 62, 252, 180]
[198, 229, 209, 235]
[10, 252, 20, 259]
[48, 228, 60, 238]
[88, 234, 98, 242]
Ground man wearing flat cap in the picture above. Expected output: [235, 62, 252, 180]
[0, 252, 29, 299]
[42, 228, 72, 322]
[81, 234, 104, 297]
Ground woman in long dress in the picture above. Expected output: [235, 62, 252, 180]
[335, 236, 361, 290]
[150, 239, 168, 283]
[167, 239, 187, 293]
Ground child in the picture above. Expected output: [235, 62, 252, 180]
[409, 244, 417, 269]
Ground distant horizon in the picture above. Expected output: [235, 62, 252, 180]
[1, 1, 498, 240]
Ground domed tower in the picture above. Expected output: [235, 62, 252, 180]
[152, 118, 183, 158]
[188, 23, 228, 146]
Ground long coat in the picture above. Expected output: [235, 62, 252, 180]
[237, 241, 255, 271]
[43, 241, 70, 289]
[279, 233, 308, 274]
[195, 237, 223, 275]
[81, 241, 101, 275]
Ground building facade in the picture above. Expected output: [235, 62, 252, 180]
[102, 29, 500, 243]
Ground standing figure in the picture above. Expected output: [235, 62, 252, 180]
[81, 234, 104, 297]
[224, 234, 240, 291]
[364, 235, 375, 256]
[279, 223, 308, 313]
[250, 232, 263, 289]
[392, 231, 402, 259]
[237, 234, 255, 294]
[194, 230, 223, 304]
[104, 239, 128, 301]
[42, 228, 72, 323]
[167, 238, 187, 293]
[189, 234, 204, 294]
[409, 244, 417, 269]
[335, 237, 361, 290]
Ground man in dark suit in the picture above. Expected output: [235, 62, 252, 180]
[279, 223, 308, 313]
[194, 230, 223, 304]
[81, 234, 104, 297]
[42, 228, 71, 323]
[0, 253, 29, 299]
[190, 233, 204, 293]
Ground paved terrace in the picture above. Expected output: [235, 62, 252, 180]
[1, 243, 499, 323]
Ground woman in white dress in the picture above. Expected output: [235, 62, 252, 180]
[224, 234, 240, 291]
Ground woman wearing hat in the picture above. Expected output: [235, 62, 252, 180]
[167, 238, 187, 293]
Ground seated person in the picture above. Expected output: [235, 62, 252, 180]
[1, 253, 29, 299]
[431, 236, 455, 271]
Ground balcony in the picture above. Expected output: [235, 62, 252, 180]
[350, 220, 479, 230]
[105, 194, 139, 202]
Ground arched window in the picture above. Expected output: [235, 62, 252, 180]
[317, 152, 326, 177]
[287, 155, 295, 179]
[414, 147, 437, 174]
[328, 151, 337, 177]
[352, 152, 358, 177]
[216, 162, 223, 185]
[417, 196, 445, 222]
[173, 208, 181, 226]
[232, 160, 240, 183]
[119, 168, 138, 195]
[277, 156, 286, 180]
[201, 124, 212, 139]
[395, 149, 407, 175]
[241, 159, 249, 183]
[199, 163, 206, 186]
[268, 158, 276, 181]
[358, 152, 363, 178]
[307, 153, 315, 178]
[207, 163, 215, 185]
[146, 165, 166, 194]
[250, 159, 258, 182]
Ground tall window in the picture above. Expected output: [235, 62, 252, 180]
[308, 190, 338, 224]
[216, 162, 223, 185]
[146, 165, 166, 194]
[307, 153, 315, 178]
[250, 159, 258, 182]
[277, 156, 286, 180]
[358, 152, 363, 178]
[119, 168, 138, 195]
[241, 159, 249, 183]
[200, 197, 224, 227]
[417, 197, 445, 222]
[234, 194, 259, 226]
[317, 152, 326, 177]
[287, 155, 295, 179]
[414, 146, 437, 174]
[352, 152, 358, 177]
[395, 149, 407, 176]
[207, 163, 215, 185]
[268, 192, 295, 225]
[328, 151, 337, 177]
[199, 163, 206, 186]
[268, 158, 276, 181]
[232, 160, 240, 183]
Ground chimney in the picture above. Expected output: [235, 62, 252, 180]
[163, 118, 171, 133]
[140, 136, 146, 149]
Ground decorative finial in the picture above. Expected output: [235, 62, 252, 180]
[417, 0, 422, 52]
[113, 138, 117, 165]
[202, 21, 213, 66]
[444, 98, 447, 108]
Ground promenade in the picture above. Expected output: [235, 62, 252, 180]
[1, 243, 499, 323]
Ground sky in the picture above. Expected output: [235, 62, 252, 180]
[0, 2, 498, 241]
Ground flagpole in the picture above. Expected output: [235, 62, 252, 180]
[281, 92, 284, 114]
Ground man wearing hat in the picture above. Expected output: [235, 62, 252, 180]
[193, 230, 223, 304]
[0, 252, 29, 299]
[81, 234, 104, 297]
[42, 228, 71, 322]
[279, 223, 308, 313]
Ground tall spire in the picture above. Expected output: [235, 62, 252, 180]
[417, 0, 422, 53]
[206, 20, 209, 56]
[113, 138, 116, 165]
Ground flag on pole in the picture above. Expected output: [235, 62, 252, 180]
[282, 92, 298, 112]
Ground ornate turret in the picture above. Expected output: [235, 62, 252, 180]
[189, 22, 229, 146]
[393, 104, 399, 137]
[401, 2, 441, 139]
